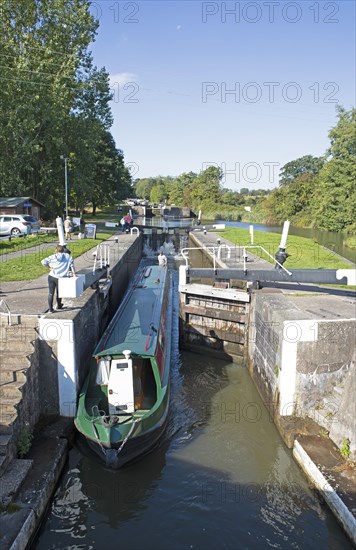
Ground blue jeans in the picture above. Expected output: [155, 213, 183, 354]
[48, 275, 62, 310]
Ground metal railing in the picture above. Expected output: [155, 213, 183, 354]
[181, 244, 292, 276]
[216, 243, 231, 260]
[242, 246, 292, 275]
[0, 298, 12, 325]
[181, 246, 219, 270]
[93, 243, 111, 273]
[181, 245, 232, 270]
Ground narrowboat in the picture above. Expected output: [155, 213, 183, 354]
[74, 264, 173, 468]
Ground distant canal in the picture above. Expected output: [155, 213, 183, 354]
[137, 216, 355, 264]
[33, 266, 352, 550]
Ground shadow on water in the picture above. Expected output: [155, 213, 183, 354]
[32, 271, 353, 550]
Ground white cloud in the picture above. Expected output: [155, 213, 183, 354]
[109, 72, 138, 87]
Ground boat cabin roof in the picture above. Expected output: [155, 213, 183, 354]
[94, 265, 167, 358]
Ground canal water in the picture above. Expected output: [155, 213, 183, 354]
[33, 361, 352, 549]
[32, 260, 353, 549]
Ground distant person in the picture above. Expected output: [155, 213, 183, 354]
[158, 251, 167, 267]
[41, 245, 76, 313]
[64, 216, 73, 240]
[120, 216, 126, 232]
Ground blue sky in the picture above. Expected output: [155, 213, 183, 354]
[89, 0, 355, 189]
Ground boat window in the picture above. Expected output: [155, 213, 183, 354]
[117, 362, 129, 369]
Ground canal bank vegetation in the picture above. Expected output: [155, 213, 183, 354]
[344, 235, 356, 250]
[219, 227, 352, 270]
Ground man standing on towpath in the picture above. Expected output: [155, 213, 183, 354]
[41, 244, 76, 313]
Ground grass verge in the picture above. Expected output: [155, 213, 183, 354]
[0, 232, 113, 281]
[219, 227, 352, 270]
[0, 233, 58, 255]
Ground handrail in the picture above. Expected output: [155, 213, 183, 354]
[93, 243, 110, 273]
[181, 246, 217, 270]
[217, 244, 231, 260]
[0, 299, 12, 325]
[242, 246, 292, 275]
[181, 244, 292, 276]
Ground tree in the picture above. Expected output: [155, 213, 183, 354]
[90, 131, 132, 215]
[279, 155, 324, 187]
[0, 0, 98, 202]
[150, 184, 167, 204]
[0, 1, 130, 218]
[327, 106, 356, 160]
[190, 166, 223, 208]
[221, 189, 244, 206]
[262, 107, 356, 230]
[311, 107, 356, 231]
[135, 178, 155, 199]
[263, 173, 315, 223]
[167, 172, 197, 205]
[312, 158, 356, 231]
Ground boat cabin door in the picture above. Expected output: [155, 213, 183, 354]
[108, 359, 134, 414]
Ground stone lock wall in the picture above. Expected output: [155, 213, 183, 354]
[247, 293, 356, 457]
[294, 320, 356, 455]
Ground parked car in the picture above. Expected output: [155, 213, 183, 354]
[0, 214, 41, 236]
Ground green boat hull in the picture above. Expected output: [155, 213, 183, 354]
[74, 265, 173, 468]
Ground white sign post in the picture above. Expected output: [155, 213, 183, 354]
[280, 220, 290, 249]
[56, 216, 66, 245]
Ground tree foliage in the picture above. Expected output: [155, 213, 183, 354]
[279, 155, 324, 187]
[0, 0, 131, 217]
[262, 107, 356, 232]
[328, 106, 356, 160]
